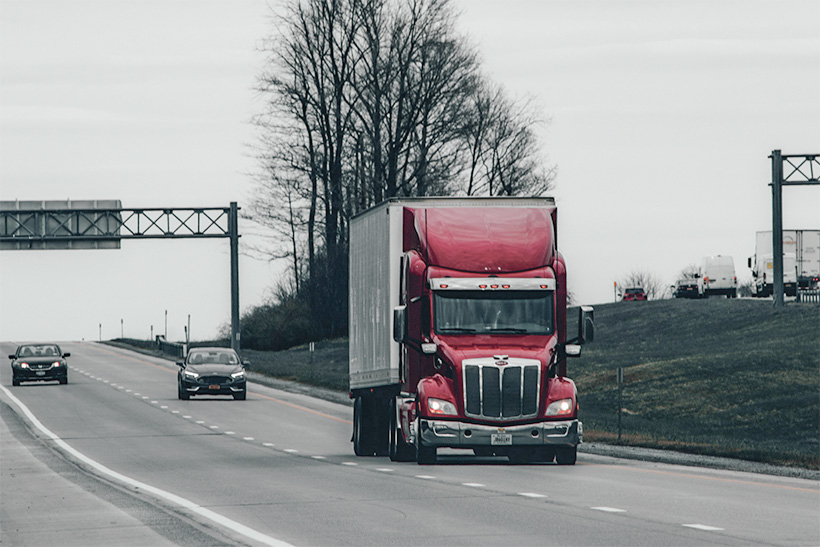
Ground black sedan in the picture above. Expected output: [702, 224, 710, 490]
[177, 347, 248, 400]
[9, 344, 70, 386]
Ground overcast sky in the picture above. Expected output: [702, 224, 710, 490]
[1, 0, 818, 343]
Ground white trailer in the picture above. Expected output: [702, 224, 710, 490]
[748, 230, 820, 296]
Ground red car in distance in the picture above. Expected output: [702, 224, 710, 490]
[622, 287, 647, 301]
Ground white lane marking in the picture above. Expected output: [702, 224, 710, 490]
[142, 396, 149, 400]
[375, 468, 393, 473]
[134, 393, 141, 396]
[125, 389, 132, 393]
[209, 425, 219, 430]
[182, 415, 192, 419]
[160, 406, 168, 410]
[225, 431, 236, 435]
[311, 456, 326, 460]
[462, 483, 485, 488]
[243, 437, 254, 441]
[519, 493, 547, 498]
[0, 384, 291, 547]
[683, 524, 724, 531]
[341, 462, 358, 466]
[196, 420, 205, 424]
[415, 475, 436, 480]
[284, 449, 298, 454]
[150, 401, 158, 404]
[263, 443, 275, 447]
[591, 507, 627, 513]
[171, 411, 179, 414]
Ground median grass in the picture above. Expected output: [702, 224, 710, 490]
[242, 298, 820, 469]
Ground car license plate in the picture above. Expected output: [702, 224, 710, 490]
[491, 433, 512, 446]
[209, 384, 220, 390]
[36, 371, 46, 376]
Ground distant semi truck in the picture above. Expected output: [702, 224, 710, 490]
[748, 230, 820, 297]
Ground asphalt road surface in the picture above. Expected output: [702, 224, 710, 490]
[2, 341, 818, 546]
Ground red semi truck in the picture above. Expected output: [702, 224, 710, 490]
[349, 197, 594, 464]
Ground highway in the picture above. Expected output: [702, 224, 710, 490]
[2, 341, 818, 546]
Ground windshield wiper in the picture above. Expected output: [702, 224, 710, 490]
[485, 327, 528, 333]
[437, 327, 476, 333]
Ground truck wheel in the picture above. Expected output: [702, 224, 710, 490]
[389, 400, 415, 462]
[555, 446, 577, 465]
[416, 421, 437, 465]
[353, 397, 375, 456]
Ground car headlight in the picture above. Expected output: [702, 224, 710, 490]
[427, 397, 457, 416]
[19, 362, 29, 369]
[230, 370, 245, 379]
[52, 361, 61, 367]
[545, 398, 574, 417]
[183, 370, 199, 379]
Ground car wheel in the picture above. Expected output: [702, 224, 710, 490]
[59, 377, 68, 385]
[178, 380, 189, 400]
[12, 378, 20, 386]
[233, 390, 247, 400]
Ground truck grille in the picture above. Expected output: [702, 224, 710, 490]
[463, 358, 540, 421]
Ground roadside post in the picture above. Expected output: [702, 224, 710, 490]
[617, 367, 624, 441]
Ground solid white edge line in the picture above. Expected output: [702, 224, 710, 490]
[591, 506, 627, 513]
[682, 524, 724, 531]
[0, 384, 292, 547]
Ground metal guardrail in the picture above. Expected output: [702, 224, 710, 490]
[797, 289, 820, 303]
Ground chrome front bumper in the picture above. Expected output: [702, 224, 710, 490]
[418, 419, 582, 448]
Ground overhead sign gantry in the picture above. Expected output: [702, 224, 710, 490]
[0, 200, 242, 351]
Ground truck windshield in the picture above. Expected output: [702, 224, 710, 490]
[433, 291, 553, 335]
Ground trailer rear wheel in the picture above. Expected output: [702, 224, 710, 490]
[353, 397, 376, 456]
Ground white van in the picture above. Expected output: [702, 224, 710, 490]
[699, 256, 737, 298]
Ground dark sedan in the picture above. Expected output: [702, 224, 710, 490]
[9, 344, 70, 386]
[177, 347, 247, 400]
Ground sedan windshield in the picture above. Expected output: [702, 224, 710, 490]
[188, 350, 238, 365]
[433, 291, 553, 335]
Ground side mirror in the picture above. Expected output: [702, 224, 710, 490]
[8, 354, 15, 360]
[242, 360, 251, 367]
[393, 305, 408, 343]
[578, 306, 594, 344]
[176, 361, 184, 367]
[62, 352, 71, 358]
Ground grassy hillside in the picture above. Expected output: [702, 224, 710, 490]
[246, 298, 819, 468]
[567, 299, 819, 468]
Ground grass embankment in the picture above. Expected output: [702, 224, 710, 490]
[569, 298, 819, 469]
[246, 299, 819, 469]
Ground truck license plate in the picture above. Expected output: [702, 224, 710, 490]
[491, 433, 512, 446]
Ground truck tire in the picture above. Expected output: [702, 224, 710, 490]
[416, 419, 437, 465]
[353, 397, 375, 456]
[555, 446, 577, 465]
[389, 400, 415, 462]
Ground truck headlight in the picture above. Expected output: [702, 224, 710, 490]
[428, 398, 457, 416]
[545, 398, 574, 417]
